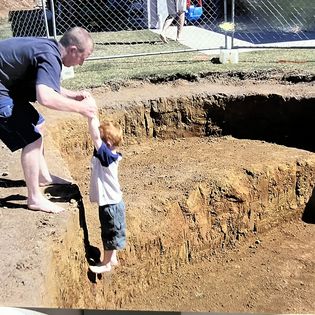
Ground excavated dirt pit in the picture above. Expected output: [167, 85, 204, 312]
[1, 78, 315, 313]
[48, 79, 315, 312]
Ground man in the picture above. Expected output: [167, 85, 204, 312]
[0, 27, 97, 213]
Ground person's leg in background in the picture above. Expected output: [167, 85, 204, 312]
[160, 15, 175, 43]
[160, 0, 177, 43]
[176, 10, 185, 40]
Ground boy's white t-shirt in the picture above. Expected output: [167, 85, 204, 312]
[89, 142, 122, 206]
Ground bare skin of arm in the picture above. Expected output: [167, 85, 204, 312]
[60, 86, 92, 100]
[36, 84, 97, 118]
[88, 116, 102, 150]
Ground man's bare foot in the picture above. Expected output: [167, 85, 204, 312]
[28, 197, 64, 213]
[89, 263, 112, 274]
[39, 174, 72, 187]
[160, 33, 168, 43]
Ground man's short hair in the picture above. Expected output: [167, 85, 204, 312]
[59, 27, 94, 52]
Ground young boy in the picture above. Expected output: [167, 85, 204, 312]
[87, 116, 126, 274]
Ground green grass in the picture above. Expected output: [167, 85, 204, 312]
[0, 24, 313, 89]
[0, 22, 12, 39]
[59, 30, 315, 89]
[63, 47, 315, 90]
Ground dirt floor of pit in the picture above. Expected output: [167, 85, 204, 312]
[0, 77, 315, 313]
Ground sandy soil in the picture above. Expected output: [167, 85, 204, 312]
[0, 0, 35, 18]
[0, 76, 315, 313]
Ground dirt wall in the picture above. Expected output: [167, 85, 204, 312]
[47, 87, 315, 310]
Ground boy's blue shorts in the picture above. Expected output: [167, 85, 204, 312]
[99, 200, 126, 250]
[0, 98, 44, 152]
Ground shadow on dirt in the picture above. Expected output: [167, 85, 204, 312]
[0, 178, 26, 188]
[77, 196, 102, 283]
[204, 94, 315, 153]
[0, 193, 28, 209]
[44, 184, 80, 203]
[302, 188, 315, 224]
[44, 183, 102, 282]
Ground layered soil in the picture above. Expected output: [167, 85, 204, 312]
[0, 75, 315, 313]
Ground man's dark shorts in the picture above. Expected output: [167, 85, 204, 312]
[0, 99, 44, 152]
[98, 200, 126, 250]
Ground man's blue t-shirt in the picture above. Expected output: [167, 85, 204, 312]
[0, 37, 62, 104]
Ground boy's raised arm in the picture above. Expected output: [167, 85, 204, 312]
[88, 116, 102, 150]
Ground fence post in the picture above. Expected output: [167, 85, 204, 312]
[41, 0, 49, 38]
[49, 0, 57, 39]
[220, 0, 239, 63]
[231, 0, 235, 49]
[224, 0, 228, 49]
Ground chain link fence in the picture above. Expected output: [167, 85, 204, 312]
[233, 0, 315, 48]
[0, 0, 314, 59]
[0, 1, 49, 39]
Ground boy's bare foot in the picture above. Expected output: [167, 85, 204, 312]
[89, 263, 112, 274]
[28, 197, 64, 213]
[160, 33, 168, 43]
[39, 174, 72, 187]
[110, 258, 119, 266]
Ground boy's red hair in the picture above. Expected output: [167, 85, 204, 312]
[99, 120, 123, 147]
